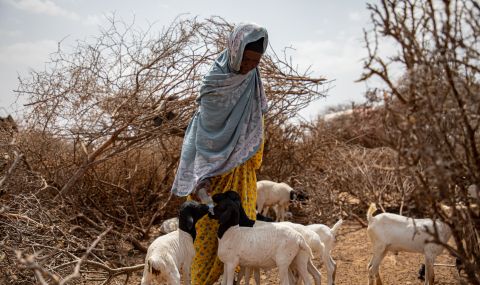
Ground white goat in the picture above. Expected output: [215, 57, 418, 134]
[141, 202, 209, 285]
[212, 191, 314, 285]
[366, 203, 452, 285]
[240, 221, 324, 285]
[141, 230, 193, 284]
[257, 180, 305, 221]
[306, 218, 343, 285]
[242, 219, 343, 285]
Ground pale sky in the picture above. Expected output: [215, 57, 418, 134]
[0, 0, 374, 120]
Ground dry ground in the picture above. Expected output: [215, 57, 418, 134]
[130, 221, 462, 285]
[319, 221, 459, 285]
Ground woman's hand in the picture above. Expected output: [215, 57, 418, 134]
[191, 179, 212, 202]
[192, 179, 214, 214]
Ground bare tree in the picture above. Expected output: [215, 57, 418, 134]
[2, 15, 328, 284]
[360, 0, 480, 283]
[16, 15, 327, 199]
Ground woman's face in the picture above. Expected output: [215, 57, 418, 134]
[239, 50, 262, 74]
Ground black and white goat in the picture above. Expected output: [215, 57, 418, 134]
[256, 180, 308, 221]
[211, 191, 314, 285]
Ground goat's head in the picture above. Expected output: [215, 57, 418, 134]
[211, 191, 242, 238]
[178, 201, 210, 240]
[290, 190, 309, 202]
[212, 190, 256, 228]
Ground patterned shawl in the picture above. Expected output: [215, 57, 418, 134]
[171, 23, 268, 197]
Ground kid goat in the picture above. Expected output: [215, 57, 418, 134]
[211, 191, 314, 285]
[141, 201, 209, 285]
[366, 203, 452, 285]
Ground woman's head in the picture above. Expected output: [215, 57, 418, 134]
[239, 38, 264, 74]
[227, 23, 268, 73]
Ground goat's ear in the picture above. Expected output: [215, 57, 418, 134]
[199, 204, 209, 214]
[218, 206, 234, 225]
[290, 191, 297, 201]
[212, 193, 226, 203]
[184, 215, 194, 231]
[197, 204, 210, 219]
[298, 192, 309, 201]
[225, 191, 241, 202]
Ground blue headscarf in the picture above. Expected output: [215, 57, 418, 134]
[171, 23, 268, 197]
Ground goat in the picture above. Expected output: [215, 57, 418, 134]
[211, 191, 314, 285]
[141, 201, 209, 285]
[216, 191, 321, 285]
[366, 203, 452, 285]
[256, 180, 308, 221]
[241, 222, 324, 285]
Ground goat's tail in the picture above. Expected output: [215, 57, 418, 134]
[330, 218, 343, 236]
[367, 203, 377, 223]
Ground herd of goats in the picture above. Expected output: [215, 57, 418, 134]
[140, 180, 479, 285]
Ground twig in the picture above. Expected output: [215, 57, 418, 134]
[76, 213, 147, 253]
[434, 263, 456, 267]
[59, 226, 112, 285]
[87, 197, 145, 234]
[1, 213, 44, 228]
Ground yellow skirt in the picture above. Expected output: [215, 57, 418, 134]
[190, 143, 263, 285]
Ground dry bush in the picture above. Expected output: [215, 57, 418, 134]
[361, 0, 480, 283]
[317, 103, 391, 149]
[1, 16, 328, 284]
[0, 192, 145, 285]
[258, 118, 415, 227]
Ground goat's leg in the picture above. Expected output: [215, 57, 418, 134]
[278, 264, 291, 285]
[288, 267, 297, 285]
[225, 263, 237, 285]
[289, 267, 300, 285]
[236, 267, 245, 285]
[244, 267, 251, 285]
[140, 264, 152, 285]
[325, 254, 336, 285]
[257, 200, 265, 215]
[292, 250, 313, 285]
[330, 256, 337, 284]
[183, 261, 192, 285]
[307, 258, 322, 285]
[367, 246, 386, 285]
[424, 256, 435, 285]
[165, 267, 181, 285]
[253, 268, 261, 285]
[261, 205, 270, 216]
[274, 205, 284, 222]
[221, 264, 228, 285]
[296, 263, 312, 285]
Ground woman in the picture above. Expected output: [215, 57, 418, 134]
[171, 22, 268, 284]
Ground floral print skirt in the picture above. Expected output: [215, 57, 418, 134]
[189, 143, 263, 285]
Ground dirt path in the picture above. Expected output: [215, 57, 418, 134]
[327, 222, 459, 285]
